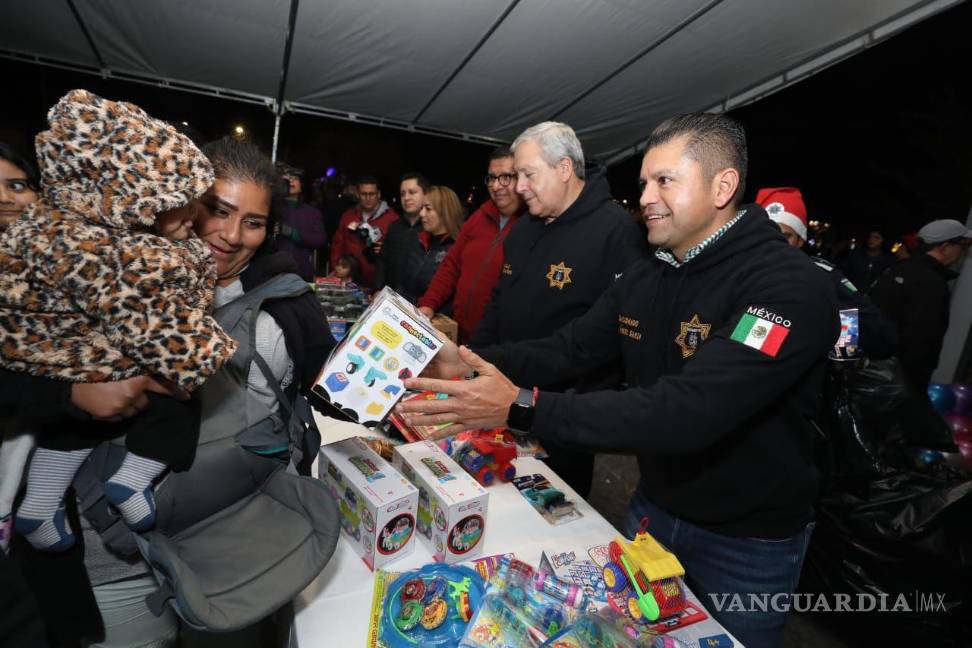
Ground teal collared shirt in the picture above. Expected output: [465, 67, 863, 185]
[655, 208, 747, 268]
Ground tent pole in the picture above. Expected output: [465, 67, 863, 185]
[271, 112, 282, 163]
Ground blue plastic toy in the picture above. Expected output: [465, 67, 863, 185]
[380, 563, 485, 648]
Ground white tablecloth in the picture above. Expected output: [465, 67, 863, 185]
[291, 415, 741, 647]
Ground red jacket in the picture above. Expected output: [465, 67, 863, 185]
[329, 203, 399, 288]
[418, 200, 522, 342]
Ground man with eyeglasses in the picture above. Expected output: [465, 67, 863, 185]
[418, 148, 525, 342]
[870, 218, 972, 390]
[329, 175, 399, 288]
[469, 122, 646, 497]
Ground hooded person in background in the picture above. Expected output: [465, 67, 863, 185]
[274, 162, 326, 281]
[840, 228, 894, 291]
[757, 187, 896, 359]
[870, 218, 971, 390]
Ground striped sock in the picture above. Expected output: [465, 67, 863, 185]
[104, 453, 166, 532]
[14, 447, 92, 551]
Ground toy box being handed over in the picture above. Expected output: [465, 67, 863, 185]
[393, 440, 489, 564]
[313, 287, 442, 427]
[319, 437, 419, 570]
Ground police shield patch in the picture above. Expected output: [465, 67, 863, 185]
[546, 261, 573, 290]
[675, 314, 711, 358]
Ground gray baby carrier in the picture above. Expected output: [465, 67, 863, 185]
[74, 273, 340, 633]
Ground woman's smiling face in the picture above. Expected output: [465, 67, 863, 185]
[0, 157, 39, 230]
[193, 177, 271, 284]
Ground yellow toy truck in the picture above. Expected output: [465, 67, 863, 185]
[601, 521, 687, 623]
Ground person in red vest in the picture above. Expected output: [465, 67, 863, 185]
[418, 147, 525, 342]
[329, 175, 399, 288]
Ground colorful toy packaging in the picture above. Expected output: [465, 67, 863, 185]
[373, 563, 487, 648]
[540, 548, 608, 608]
[392, 440, 490, 564]
[318, 437, 419, 570]
[313, 277, 370, 340]
[460, 557, 589, 647]
[313, 287, 442, 427]
[513, 474, 583, 526]
[830, 308, 860, 360]
[441, 429, 519, 486]
[390, 392, 546, 456]
[388, 391, 456, 441]
[599, 521, 709, 632]
[540, 611, 685, 648]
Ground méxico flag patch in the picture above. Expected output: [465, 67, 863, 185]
[730, 307, 791, 357]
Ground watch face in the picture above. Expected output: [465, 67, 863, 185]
[507, 388, 535, 434]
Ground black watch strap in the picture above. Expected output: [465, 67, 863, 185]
[507, 387, 536, 436]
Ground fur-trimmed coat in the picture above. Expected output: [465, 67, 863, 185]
[0, 89, 237, 392]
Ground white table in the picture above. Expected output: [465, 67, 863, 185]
[292, 416, 741, 647]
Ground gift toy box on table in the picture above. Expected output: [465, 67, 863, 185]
[319, 437, 419, 570]
[312, 287, 442, 427]
[313, 278, 370, 340]
[392, 441, 489, 564]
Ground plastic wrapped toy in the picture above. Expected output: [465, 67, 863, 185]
[447, 429, 518, 486]
[378, 563, 486, 647]
[539, 610, 673, 648]
[461, 558, 588, 647]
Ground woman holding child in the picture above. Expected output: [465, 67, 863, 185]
[0, 91, 335, 646]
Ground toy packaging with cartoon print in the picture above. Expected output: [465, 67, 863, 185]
[318, 436, 419, 570]
[313, 287, 442, 427]
[392, 440, 490, 564]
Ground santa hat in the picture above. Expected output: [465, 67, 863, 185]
[756, 187, 808, 241]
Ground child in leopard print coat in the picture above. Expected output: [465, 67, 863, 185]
[0, 90, 238, 550]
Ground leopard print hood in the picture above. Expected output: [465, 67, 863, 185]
[36, 89, 214, 229]
[0, 90, 237, 392]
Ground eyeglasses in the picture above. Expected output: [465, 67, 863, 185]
[484, 173, 516, 187]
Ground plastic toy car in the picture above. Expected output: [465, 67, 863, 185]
[601, 520, 686, 622]
[452, 430, 517, 486]
[522, 486, 566, 513]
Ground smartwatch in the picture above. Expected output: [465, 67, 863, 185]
[507, 387, 537, 437]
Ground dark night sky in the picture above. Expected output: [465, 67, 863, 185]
[607, 0, 972, 242]
[2, 1, 970, 242]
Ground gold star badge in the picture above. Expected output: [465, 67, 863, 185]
[546, 261, 573, 290]
[675, 314, 711, 359]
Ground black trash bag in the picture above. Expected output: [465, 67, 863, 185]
[817, 357, 956, 485]
[801, 465, 972, 644]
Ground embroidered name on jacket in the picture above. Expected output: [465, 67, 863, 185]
[730, 306, 791, 357]
[618, 314, 642, 341]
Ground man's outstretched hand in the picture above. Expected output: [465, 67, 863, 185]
[421, 338, 472, 380]
[398, 346, 518, 439]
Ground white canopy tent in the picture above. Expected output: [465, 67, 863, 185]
[0, 0, 963, 164]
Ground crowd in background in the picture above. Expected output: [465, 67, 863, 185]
[1, 89, 970, 648]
